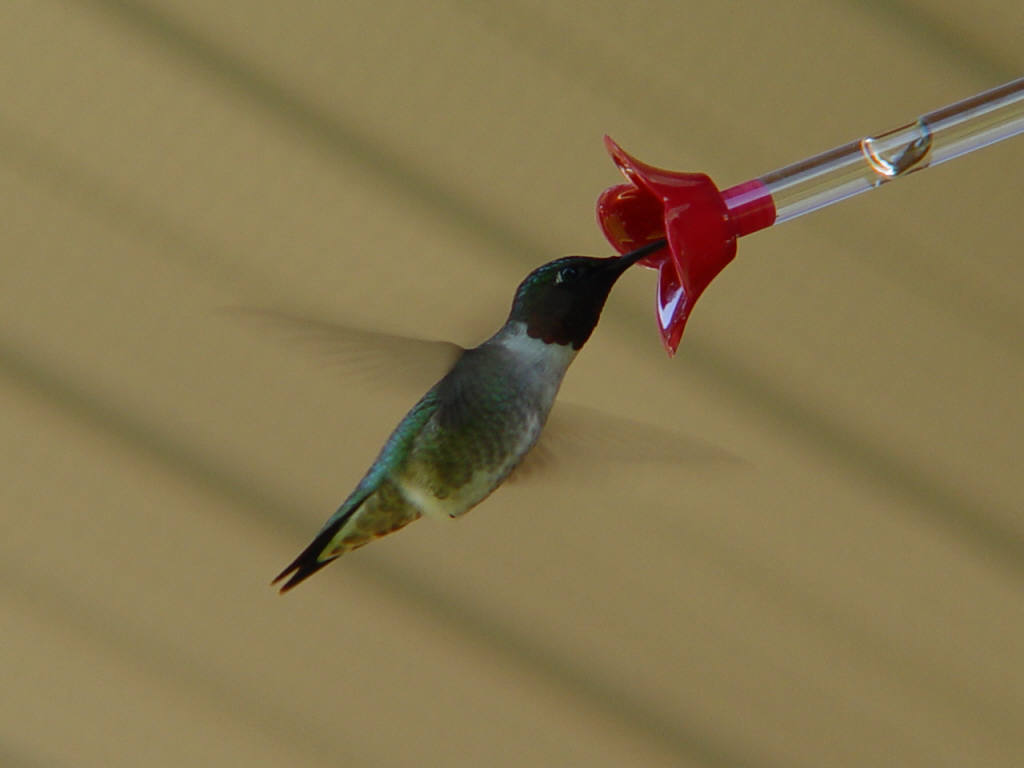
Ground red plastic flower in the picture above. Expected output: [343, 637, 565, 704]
[597, 137, 775, 355]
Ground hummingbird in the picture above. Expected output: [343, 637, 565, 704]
[273, 240, 666, 592]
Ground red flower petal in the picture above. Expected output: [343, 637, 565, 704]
[597, 137, 776, 355]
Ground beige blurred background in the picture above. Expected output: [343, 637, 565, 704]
[2, 1, 1022, 766]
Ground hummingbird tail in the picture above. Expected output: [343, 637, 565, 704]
[272, 512, 354, 593]
[273, 485, 378, 593]
[272, 542, 338, 593]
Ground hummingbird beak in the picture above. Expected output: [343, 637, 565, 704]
[605, 238, 667, 278]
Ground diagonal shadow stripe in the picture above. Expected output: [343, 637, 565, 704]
[0, 742, 62, 768]
[6, 114, 1013, 748]
[73, 0, 539, 259]
[682, 337, 1024, 577]
[0, 561, 378, 768]
[460, 0, 1024, 354]
[69, 0, 1024, 579]
[851, 0, 1020, 83]
[0, 335, 778, 768]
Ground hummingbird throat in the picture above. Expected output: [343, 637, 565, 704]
[522, 298, 606, 349]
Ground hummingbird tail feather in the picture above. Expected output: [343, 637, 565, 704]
[272, 538, 339, 593]
[273, 499, 367, 593]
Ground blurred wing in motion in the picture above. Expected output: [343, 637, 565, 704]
[512, 402, 741, 482]
[228, 307, 465, 391]
[233, 308, 739, 477]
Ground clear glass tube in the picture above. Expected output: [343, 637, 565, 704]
[749, 77, 1024, 225]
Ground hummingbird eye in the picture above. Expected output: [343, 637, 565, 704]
[554, 265, 579, 284]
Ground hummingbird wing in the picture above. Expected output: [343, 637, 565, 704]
[511, 402, 740, 482]
[235, 309, 737, 473]
[228, 307, 465, 390]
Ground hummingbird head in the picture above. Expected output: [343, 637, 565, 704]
[507, 240, 665, 349]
